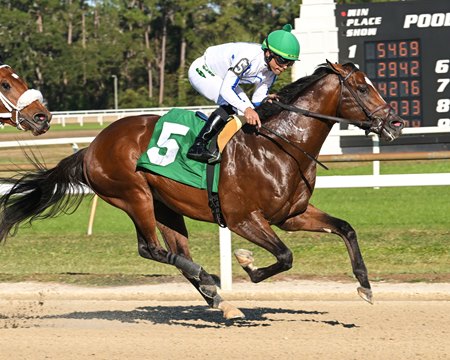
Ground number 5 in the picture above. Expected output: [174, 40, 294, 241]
[147, 122, 190, 166]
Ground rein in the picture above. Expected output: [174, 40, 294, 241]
[270, 99, 372, 130]
[260, 124, 329, 170]
[258, 64, 391, 171]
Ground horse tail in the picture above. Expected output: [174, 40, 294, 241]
[0, 148, 88, 243]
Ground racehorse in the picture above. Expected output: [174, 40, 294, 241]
[0, 63, 51, 135]
[0, 62, 404, 320]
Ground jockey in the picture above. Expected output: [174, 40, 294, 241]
[187, 24, 300, 164]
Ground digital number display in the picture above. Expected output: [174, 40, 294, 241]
[336, 0, 450, 128]
[364, 40, 422, 127]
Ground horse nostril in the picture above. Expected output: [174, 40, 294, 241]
[34, 113, 48, 123]
[390, 120, 404, 130]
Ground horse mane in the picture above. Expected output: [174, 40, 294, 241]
[256, 63, 336, 121]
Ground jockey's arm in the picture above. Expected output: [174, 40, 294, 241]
[251, 76, 277, 107]
[219, 70, 261, 127]
[219, 70, 253, 112]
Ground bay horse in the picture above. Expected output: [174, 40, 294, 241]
[0, 62, 404, 320]
[0, 63, 51, 135]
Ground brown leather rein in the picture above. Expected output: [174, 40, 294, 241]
[260, 66, 393, 171]
[270, 67, 392, 132]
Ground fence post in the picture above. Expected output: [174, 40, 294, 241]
[87, 195, 99, 236]
[219, 227, 233, 291]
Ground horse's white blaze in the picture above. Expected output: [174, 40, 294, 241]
[364, 76, 386, 103]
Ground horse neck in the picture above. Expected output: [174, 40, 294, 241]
[266, 74, 341, 154]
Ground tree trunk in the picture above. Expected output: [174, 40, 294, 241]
[36, 11, 43, 33]
[144, 26, 153, 99]
[178, 34, 186, 104]
[67, 0, 72, 45]
[82, 12, 86, 48]
[159, 16, 167, 105]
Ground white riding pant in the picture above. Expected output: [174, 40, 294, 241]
[188, 57, 246, 113]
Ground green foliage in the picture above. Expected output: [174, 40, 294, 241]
[119, 87, 157, 108]
[0, 0, 300, 111]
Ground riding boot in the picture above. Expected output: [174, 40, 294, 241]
[187, 108, 229, 164]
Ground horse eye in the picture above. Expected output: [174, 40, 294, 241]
[1, 81, 11, 91]
[357, 85, 368, 93]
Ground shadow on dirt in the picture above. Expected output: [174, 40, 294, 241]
[44, 305, 358, 329]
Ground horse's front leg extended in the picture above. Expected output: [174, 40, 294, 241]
[228, 212, 293, 283]
[278, 204, 373, 304]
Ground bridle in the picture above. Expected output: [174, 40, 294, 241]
[0, 64, 45, 131]
[260, 63, 395, 170]
[334, 65, 393, 134]
[270, 63, 394, 134]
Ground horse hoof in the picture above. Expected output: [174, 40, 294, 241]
[210, 274, 221, 287]
[234, 249, 254, 268]
[357, 286, 374, 304]
[218, 301, 245, 320]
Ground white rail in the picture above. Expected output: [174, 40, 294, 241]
[51, 106, 216, 127]
[0, 137, 95, 148]
[317, 173, 450, 188]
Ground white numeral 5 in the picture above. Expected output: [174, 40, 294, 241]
[147, 122, 190, 166]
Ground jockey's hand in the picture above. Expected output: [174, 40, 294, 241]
[265, 94, 280, 103]
[244, 107, 261, 128]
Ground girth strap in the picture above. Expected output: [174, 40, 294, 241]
[206, 163, 227, 228]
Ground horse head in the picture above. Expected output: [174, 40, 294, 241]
[327, 61, 404, 141]
[0, 64, 52, 135]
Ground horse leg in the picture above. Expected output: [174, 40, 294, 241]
[277, 203, 373, 304]
[91, 182, 234, 319]
[228, 213, 293, 283]
[154, 201, 244, 319]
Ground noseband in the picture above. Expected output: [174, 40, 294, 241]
[0, 64, 45, 130]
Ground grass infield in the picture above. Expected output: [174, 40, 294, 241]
[0, 182, 448, 286]
[0, 124, 449, 285]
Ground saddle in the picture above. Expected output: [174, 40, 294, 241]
[194, 111, 244, 154]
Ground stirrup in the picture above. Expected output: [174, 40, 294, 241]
[207, 150, 221, 164]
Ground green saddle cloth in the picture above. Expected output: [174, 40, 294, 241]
[136, 108, 220, 192]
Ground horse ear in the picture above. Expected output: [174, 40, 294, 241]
[326, 60, 340, 74]
[326, 60, 346, 76]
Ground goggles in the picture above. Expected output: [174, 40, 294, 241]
[271, 52, 295, 67]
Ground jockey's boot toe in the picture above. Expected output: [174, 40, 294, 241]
[187, 143, 212, 163]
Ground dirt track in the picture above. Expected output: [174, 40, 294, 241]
[0, 281, 449, 359]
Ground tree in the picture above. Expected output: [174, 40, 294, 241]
[0, 0, 306, 110]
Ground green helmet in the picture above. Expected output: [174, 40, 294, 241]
[262, 24, 300, 61]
